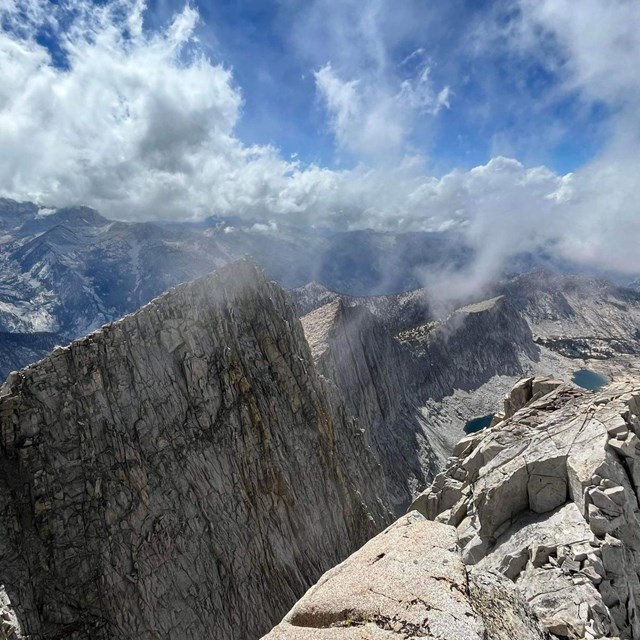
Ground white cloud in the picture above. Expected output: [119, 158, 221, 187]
[515, 0, 640, 109]
[0, 0, 639, 293]
[313, 58, 450, 159]
[0, 0, 245, 218]
[313, 64, 408, 159]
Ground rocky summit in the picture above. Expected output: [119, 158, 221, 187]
[265, 376, 640, 639]
[0, 261, 390, 640]
[414, 376, 640, 639]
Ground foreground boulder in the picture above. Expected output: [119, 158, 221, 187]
[0, 261, 390, 640]
[263, 512, 550, 639]
[414, 376, 640, 639]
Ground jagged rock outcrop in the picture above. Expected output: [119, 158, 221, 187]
[302, 300, 439, 514]
[262, 511, 551, 639]
[501, 375, 564, 420]
[414, 376, 640, 639]
[291, 283, 432, 333]
[301, 294, 543, 513]
[0, 261, 391, 640]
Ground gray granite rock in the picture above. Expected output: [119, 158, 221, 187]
[416, 376, 640, 639]
[0, 261, 391, 640]
[301, 293, 541, 514]
[263, 512, 550, 640]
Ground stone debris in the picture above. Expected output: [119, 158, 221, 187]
[413, 377, 640, 639]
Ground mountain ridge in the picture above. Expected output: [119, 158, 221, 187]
[0, 260, 391, 640]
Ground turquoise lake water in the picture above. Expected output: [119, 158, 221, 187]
[464, 414, 494, 434]
[572, 369, 609, 392]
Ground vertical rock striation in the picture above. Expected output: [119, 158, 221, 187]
[301, 301, 440, 514]
[0, 261, 390, 640]
[301, 295, 541, 513]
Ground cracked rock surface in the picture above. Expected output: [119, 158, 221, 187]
[262, 511, 550, 639]
[0, 260, 391, 640]
[414, 376, 640, 639]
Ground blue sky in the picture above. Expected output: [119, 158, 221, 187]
[0, 0, 639, 285]
[137, 0, 608, 175]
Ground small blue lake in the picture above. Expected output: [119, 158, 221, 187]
[464, 414, 494, 434]
[572, 369, 609, 392]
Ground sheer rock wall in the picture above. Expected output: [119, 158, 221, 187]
[0, 261, 390, 640]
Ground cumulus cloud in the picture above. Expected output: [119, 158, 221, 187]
[411, 0, 640, 307]
[0, 0, 639, 298]
[514, 0, 640, 109]
[0, 0, 301, 219]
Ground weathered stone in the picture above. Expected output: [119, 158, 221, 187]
[504, 377, 534, 418]
[588, 504, 617, 537]
[467, 570, 551, 640]
[607, 432, 640, 458]
[531, 376, 564, 399]
[517, 566, 610, 639]
[0, 261, 392, 640]
[263, 513, 485, 640]
[528, 456, 568, 513]
[423, 377, 640, 639]
[588, 487, 623, 516]
[264, 513, 553, 640]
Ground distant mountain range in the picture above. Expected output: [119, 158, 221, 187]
[0, 197, 469, 335]
[1, 196, 638, 381]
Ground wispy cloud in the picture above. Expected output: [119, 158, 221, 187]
[297, 0, 450, 161]
[314, 57, 450, 160]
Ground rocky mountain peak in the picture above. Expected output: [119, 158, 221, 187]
[266, 374, 640, 639]
[0, 259, 390, 640]
[411, 376, 640, 638]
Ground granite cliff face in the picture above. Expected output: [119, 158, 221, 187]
[300, 294, 542, 513]
[302, 301, 439, 514]
[404, 295, 539, 400]
[0, 261, 390, 640]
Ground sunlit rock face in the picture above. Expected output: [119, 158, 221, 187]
[266, 375, 640, 640]
[262, 511, 550, 640]
[0, 260, 390, 640]
[300, 294, 539, 514]
[414, 376, 640, 639]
